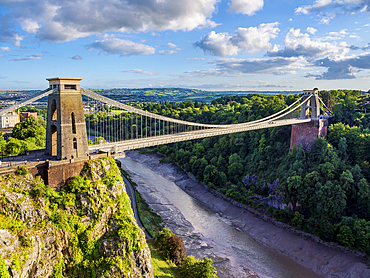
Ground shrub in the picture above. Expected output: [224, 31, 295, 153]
[0, 256, 8, 278]
[179, 256, 217, 278]
[165, 234, 186, 266]
[337, 225, 355, 247]
[15, 165, 29, 175]
[52, 256, 64, 278]
[154, 227, 186, 266]
[154, 227, 172, 252]
[290, 211, 304, 229]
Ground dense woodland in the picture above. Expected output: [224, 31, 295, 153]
[144, 90, 370, 254]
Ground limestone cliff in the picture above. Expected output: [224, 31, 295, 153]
[0, 158, 153, 278]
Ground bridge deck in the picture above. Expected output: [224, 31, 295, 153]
[89, 118, 311, 153]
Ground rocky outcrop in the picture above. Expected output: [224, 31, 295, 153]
[0, 158, 153, 278]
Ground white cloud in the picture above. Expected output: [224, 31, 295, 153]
[71, 55, 82, 60]
[184, 57, 306, 77]
[10, 53, 43, 61]
[159, 50, 179, 55]
[122, 69, 157, 75]
[295, 0, 370, 16]
[321, 29, 347, 40]
[158, 42, 182, 55]
[295, 0, 333, 15]
[87, 38, 155, 56]
[185, 57, 207, 60]
[267, 28, 349, 59]
[19, 18, 39, 33]
[228, 0, 264, 16]
[318, 12, 336, 24]
[0, 47, 11, 51]
[12, 34, 23, 46]
[0, 0, 219, 42]
[167, 42, 181, 51]
[311, 52, 370, 79]
[328, 29, 347, 36]
[211, 57, 306, 75]
[194, 22, 279, 56]
[306, 27, 317, 34]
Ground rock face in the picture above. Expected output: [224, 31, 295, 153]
[0, 159, 153, 278]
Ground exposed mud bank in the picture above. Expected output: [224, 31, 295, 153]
[121, 150, 370, 278]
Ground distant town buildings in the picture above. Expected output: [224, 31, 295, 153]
[0, 110, 20, 128]
[0, 100, 16, 105]
[83, 106, 94, 114]
[20, 112, 37, 121]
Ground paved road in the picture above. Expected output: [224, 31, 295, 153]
[121, 173, 152, 239]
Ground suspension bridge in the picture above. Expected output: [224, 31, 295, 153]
[1, 78, 332, 158]
[0, 77, 331, 186]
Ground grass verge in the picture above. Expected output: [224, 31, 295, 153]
[148, 240, 181, 278]
[120, 168, 163, 236]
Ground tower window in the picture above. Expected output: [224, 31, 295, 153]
[65, 84, 77, 90]
[71, 112, 76, 134]
[51, 99, 57, 121]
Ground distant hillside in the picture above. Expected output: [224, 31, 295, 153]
[4, 88, 301, 103]
[90, 88, 300, 103]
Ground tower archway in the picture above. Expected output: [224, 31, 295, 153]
[51, 125, 57, 156]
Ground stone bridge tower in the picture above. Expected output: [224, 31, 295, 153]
[290, 89, 328, 151]
[45, 77, 89, 160]
[300, 89, 321, 119]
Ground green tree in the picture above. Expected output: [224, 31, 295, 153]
[338, 137, 348, 161]
[337, 225, 355, 247]
[340, 170, 355, 198]
[92, 137, 106, 144]
[285, 175, 304, 210]
[290, 211, 304, 228]
[203, 165, 217, 184]
[11, 116, 46, 147]
[228, 153, 242, 164]
[0, 133, 6, 156]
[154, 227, 172, 255]
[165, 234, 186, 266]
[4, 138, 25, 156]
[228, 162, 244, 183]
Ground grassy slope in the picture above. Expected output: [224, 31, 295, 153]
[120, 168, 179, 277]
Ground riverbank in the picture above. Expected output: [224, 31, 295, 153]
[120, 150, 370, 278]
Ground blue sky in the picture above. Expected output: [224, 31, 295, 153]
[1, 0, 370, 91]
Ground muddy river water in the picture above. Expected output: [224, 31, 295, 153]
[119, 151, 370, 278]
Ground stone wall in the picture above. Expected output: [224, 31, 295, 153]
[290, 118, 328, 151]
[45, 153, 113, 188]
[0, 152, 113, 188]
[47, 160, 86, 188]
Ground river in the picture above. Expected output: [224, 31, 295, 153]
[119, 153, 326, 278]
